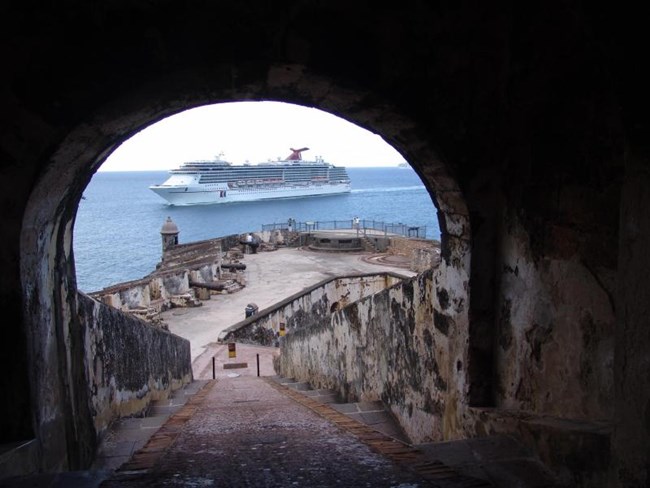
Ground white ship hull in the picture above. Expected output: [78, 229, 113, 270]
[149, 149, 351, 206]
[150, 181, 351, 206]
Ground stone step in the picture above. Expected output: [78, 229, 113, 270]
[147, 403, 184, 416]
[361, 235, 379, 252]
[175, 379, 210, 396]
[300, 388, 340, 404]
[0, 381, 215, 487]
[268, 376, 409, 443]
[267, 376, 311, 390]
[0, 469, 113, 488]
[91, 379, 209, 472]
[415, 435, 568, 488]
[285, 381, 312, 391]
[331, 402, 410, 443]
[150, 396, 185, 408]
[267, 375, 295, 384]
[126, 380, 564, 488]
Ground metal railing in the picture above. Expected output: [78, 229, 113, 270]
[261, 219, 427, 238]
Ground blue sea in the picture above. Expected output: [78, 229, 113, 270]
[74, 167, 441, 292]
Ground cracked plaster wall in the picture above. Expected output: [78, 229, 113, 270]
[222, 273, 403, 346]
[278, 268, 473, 445]
[2, 1, 648, 484]
[495, 219, 614, 421]
[77, 293, 192, 437]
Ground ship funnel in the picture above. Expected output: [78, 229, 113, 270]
[287, 147, 309, 160]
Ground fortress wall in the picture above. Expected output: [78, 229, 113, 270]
[410, 247, 441, 273]
[76, 293, 192, 437]
[277, 232, 615, 483]
[387, 237, 441, 272]
[388, 236, 439, 255]
[91, 270, 192, 311]
[493, 216, 615, 423]
[219, 273, 404, 346]
[277, 269, 441, 443]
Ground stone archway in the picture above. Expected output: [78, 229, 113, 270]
[5, 1, 645, 484]
[18, 66, 473, 470]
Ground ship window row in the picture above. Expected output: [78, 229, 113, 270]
[198, 173, 341, 183]
[200, 177, 340, 186]
[198, 179, 338, 185]
[171, 166, 336, 175]
[193, 170, 334, 179]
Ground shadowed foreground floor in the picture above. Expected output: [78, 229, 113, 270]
[102, 376, 433, 487]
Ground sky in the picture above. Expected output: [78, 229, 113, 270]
[99, 101, 408, 171]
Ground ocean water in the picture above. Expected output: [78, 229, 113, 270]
[74, 167, 440, 292]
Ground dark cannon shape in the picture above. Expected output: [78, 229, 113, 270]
[189, 281, 229, 291]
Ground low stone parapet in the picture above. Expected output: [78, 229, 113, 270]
[77, 293, 192, 438]
[275, 269, 437, 444]
[218, 272, 405, 346]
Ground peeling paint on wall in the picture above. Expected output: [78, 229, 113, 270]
[77, 294, 192, 437]
[495, 223, 614, 420]
[220, 273, 404, 345]
[277, 269, 451, 444]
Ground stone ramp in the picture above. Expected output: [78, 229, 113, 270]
[102, 375, 436, 487]
[1, 375, 562, 487]
[266, 376, 493, 487]
[267, 376, 567, 487]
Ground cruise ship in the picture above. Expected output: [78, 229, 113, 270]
[149, 148, 351, 206]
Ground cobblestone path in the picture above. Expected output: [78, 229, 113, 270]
[103, 376, 434, 487]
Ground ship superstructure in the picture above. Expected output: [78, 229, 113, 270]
[149, 148, 351, 206]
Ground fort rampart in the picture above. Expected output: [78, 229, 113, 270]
[77, 293, 192, 437]
[218, 272, 404, 346]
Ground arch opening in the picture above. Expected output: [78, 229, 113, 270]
[2, 1, 640, 484]
[17, 74, 473, 473]
[74, 101, 443, 292]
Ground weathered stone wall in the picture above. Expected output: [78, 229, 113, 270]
[77, 293, 192, 436]
[432, 215, 472, 441]
[219, 273, 404, 346]
[93, 270, 192, 312]
[3, 1, 648, 484]
[258, 230, 283, 245]
[276, 243, 614, 485]
[90, 233, 251, 312]
[389, 236, 438, 256]
[494, 216, 614, 421]
[92, 257, 226, 314]
[611, 136, 650, 487]
[277, 270, 441, 443]
[410, 247, 441, 273]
